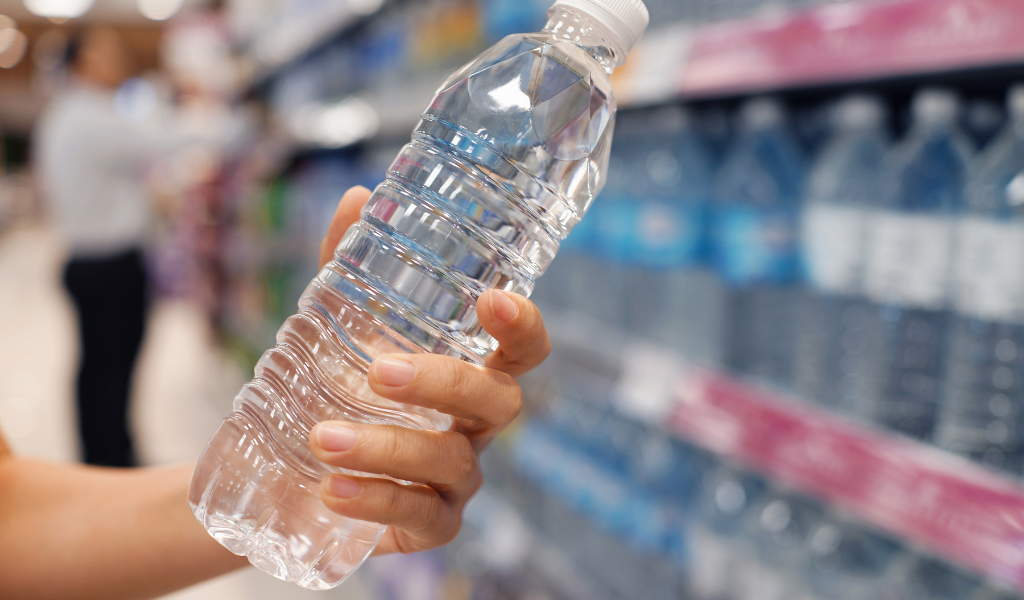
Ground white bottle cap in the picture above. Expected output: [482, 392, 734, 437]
[740, 96, 785, 132]
[1008, 83, 1024, 121]
[833, 94, 886, 131]
[912, 88, 960, 127]
[552, 0, 650, 56]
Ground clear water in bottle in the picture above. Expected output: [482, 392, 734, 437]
[566, 133, 634, 328]
[188, 0, 649, 588]
[857, 89, 972, 440]
[713, 97, 806, 387]
[935, 84, 1024, 474]
[796, 95, 889, 410]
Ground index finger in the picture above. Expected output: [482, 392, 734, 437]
[478, 290, 551, 378]
[319, 186, 372, 268]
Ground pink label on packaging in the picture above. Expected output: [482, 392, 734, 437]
[669, 369, 1024, 588]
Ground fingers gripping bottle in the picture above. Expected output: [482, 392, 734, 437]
[188, 0, 649, 590]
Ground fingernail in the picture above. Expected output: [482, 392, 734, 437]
[373, 356, 416, 387]
[490, 290, 519, 322]
[327, 476, 361, 499]
[317, 424, 358, 452]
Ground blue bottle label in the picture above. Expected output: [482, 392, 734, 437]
[631, 201, 706, 269]
[592, 198, 635, 262]
[590, 196, 706, 267]
[713, 204, 800, 285]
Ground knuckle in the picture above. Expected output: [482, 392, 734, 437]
[446, 433, 478, 482]
[446, 360, 477, 402]
[438, 514, 461, 546]
[378, 481, 404, 520]
[537, 334, 552, 363]
[466, 467, 484, 497]
[417, 489, 442, 532]
[502, 384, 523, 424]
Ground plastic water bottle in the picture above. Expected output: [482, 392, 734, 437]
[796, 95, 889, 410]
[883, 554, 982, 600]
[687, 466, 768, 600]
[713, 97, 806, 387]
[621, 107, 720, 361]
[857, 89, 972, 440]
[733, 492, 825, 600]
[803, 518, 904, 600]
[935, 84, 1024, 474]
[573, 130, 635, 328]
[188, 0, 650, 588]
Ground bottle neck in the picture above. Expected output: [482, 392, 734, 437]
[542, 6, 623, 73]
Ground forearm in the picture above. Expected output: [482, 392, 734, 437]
[0, 458, 248, 600]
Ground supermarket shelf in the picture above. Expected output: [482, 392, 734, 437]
[242, 0, 392, 91]
[542, 314, 1024, 590]
[667, 367, 1024, 589]
[613, 0, 1024, 105]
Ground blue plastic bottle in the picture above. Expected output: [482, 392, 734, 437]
[803, 518, 904, 600]
[796, 95, 889, 410]
[623, 107, 720, 360]
[713, 97, 806, 387]
[935, 84, 1024, 473]
[857, 89, 972, 440]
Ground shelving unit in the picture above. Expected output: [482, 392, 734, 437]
[540, 314, 1024, 591]
[239, 0, 393, 91]
[670, 365, 1024, 587]
[613, 0, 1024, 105]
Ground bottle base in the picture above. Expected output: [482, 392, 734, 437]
[188, 413, 386, 590]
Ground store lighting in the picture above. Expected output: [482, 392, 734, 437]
[349, 0, 384, 16]
[291, 97, 380, 148]
[137, 0, 184, 21]
[0, 16, 27, 69]
[23, 0, 95, 19]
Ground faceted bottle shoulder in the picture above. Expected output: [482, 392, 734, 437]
[434, 32, 616, 106]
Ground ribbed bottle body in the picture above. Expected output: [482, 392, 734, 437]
[190, 20, 616, 590]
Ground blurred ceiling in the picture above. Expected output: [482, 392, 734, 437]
[0, 0, 194, 24]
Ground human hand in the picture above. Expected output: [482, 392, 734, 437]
[311, 186, 550, 555]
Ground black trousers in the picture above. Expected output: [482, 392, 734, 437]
[63, 249, 148, 467]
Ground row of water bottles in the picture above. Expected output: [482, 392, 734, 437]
[531, 84, 1024, 476]
[485, 375, 1018, 600]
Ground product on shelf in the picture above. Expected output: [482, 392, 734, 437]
[803, 517, 903, 600]
[621, 107, 720, 361]
[936, 84, 1024, 475]
[712, 96, 806, 388]
[796, 94, 889, 412]
[188, 0, 650, 588]
[535, 106, 721, 361]
[857, 88, 973, 440]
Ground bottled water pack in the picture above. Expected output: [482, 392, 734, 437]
[936, 84, 1024, 473]
[857, 89, 972, 440]
[188, 0, 649, 588]
[713, 97, 806, 387]
[797, 95, 889, 411]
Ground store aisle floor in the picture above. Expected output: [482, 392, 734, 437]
[0, 224, 379, 600]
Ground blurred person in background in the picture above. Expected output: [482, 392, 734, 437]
[34, 25, 246, 467]
[34, 26, 151, 467]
